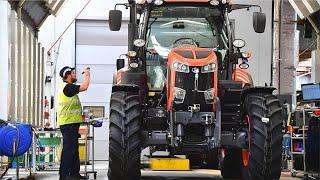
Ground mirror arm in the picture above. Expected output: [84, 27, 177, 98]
[247, 5, 262, 12]
[231, 4, 262, 12]
[119, 53, 128, 59]
[114, 3, 130, 10]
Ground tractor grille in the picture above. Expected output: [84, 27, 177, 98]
[183, 124, 206, 143]
[174, 68, 213, 111]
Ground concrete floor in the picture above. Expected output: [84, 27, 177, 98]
[4, 163, 303, 180]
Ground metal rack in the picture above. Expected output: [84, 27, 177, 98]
[32, 129, 62, 173]
[0, 156, 12, 179]
[290, 107, 320, 179]
[80, 121, 97, 179]
[290, 107, 307, 178]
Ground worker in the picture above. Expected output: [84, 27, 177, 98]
[58, 66, 90, 180]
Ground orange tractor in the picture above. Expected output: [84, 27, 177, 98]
[108, 0, 283, 179]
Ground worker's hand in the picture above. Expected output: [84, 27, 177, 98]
[80, 67, 90, 92]
[84, 67, 90, 77]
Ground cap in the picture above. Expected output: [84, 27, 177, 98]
[59, 66, 75, 78]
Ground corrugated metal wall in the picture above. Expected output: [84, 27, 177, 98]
[8, 10, 45, 127]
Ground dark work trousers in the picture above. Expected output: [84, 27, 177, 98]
[59, 123, 81, 177]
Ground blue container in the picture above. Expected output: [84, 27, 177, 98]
[0, 124, 32, 157]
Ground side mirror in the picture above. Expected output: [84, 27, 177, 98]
[253, 12, 266, 33]
[109, 10, 122, 31]
[116, 59, 125, 70]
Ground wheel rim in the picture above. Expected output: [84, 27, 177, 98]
[242, 149, 249, 167]
[243, 115, 251, 167]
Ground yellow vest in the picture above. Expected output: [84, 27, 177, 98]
[57, 82, 83, 126]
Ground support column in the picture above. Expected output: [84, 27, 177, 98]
[312, 34, 320, 83]
[318, 34, 320, 80]
[0, 2, 9, 120]
[273, 0, 299, 96]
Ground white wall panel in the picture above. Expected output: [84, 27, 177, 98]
[93, 140, 108, 160]
[75, 18, 126, 160]
[76, 45, 127, 65]
[76, 20, 128, 46]
[76, 64, 116, 84]
[78, 84, 112, 103]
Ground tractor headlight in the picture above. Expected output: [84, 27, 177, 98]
[174, 87, 186, 104]
[204, 88, 215, 104]
[172, 61, 189, 73]
[201, 62, 216, 73]
[154, 0, 163, 5]
[133, 39, 146, 47]
[129, 62, 139, 68]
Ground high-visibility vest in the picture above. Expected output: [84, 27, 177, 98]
[57, 82, 83, 126]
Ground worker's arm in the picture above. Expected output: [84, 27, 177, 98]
[79, 67, 90, 92]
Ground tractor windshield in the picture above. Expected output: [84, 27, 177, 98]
[146, 6, 228, 58]
[146, 5, 228, 91]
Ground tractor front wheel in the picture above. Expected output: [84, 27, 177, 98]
[108, 91, 142, 180]
[242, 93, 283, 180]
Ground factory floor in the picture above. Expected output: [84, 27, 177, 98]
[4, 162, 304, 180]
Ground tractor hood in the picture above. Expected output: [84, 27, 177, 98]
[168, 47, 217, 66]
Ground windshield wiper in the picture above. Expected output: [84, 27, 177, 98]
[146, 17, 158, 45]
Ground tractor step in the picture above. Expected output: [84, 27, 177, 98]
[150, 158, 190, 171]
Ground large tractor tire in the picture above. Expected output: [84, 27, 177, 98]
[220, 148, 242, 179]
[108, 91, 142, 180]
[205, 149, 219, 169]
[188, 153, 203, 168]
[242, 93, 283, 180]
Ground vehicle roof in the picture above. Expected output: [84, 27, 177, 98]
[164, 0, 209, 2]
[137, 0, 231, 4]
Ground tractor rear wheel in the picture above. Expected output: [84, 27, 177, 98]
[242, 93, 282, 180]
[220, 148, 242, 179]
[108, 91, 142, 180]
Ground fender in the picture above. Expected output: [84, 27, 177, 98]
[242, 86, 276, 96]
[232, 68, 253, 87]
[112, 84, 140, 93]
